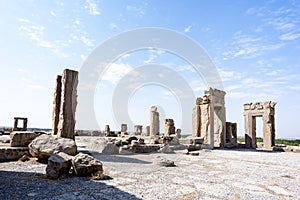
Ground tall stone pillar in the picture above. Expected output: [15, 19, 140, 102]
[56, 69, 78, 139]
[164, 119, 175, 137]
[150, 106, 159, 137]
[52, 75, 62, 135]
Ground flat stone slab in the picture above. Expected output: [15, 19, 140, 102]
[0, 147, 29, 161]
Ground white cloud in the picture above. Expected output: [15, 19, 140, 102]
[80, 54, 86, 61]
[18, 18, 29, 23]
[279, 32, 300, 41]
[50, 11, 56, 17]
[144, 54, 157, 64]
[109, 23, 118, 30]
[184, 25, 192, 33]
[101, 63, 132, 85]
[86, 0, 100, 15]
[126, 5, 145, 17]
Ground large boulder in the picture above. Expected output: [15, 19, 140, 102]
[29, 134, 77, 159]
[10, 131, 41, 147]
[46, 152, 73, 179]
[72, 153, 103, 177]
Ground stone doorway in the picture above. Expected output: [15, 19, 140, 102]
[243, 101, 276, 149]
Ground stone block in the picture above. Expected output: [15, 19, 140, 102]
[10, 131, 41, 147]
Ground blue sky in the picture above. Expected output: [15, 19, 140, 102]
[0, 0, 299, 139]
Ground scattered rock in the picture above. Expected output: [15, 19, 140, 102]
[72, 153, 103, 178]
[155, 156, 176, 167]
[18, 154, 30, 162]
[28, 134, 77, 159]
[46, 152, 73, 179]
[160, 144, 174, 153]
[101, 143, 119, 154]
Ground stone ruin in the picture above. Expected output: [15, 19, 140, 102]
[192, 87, 227, 148]
[13, 117, 28, 131]
[52, 69, 78, 139]
[164, 119, 176, 137]
[243, 101, 276, 149]
[150, 106, 159, 137]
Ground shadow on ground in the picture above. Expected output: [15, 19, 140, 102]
[0, 170, 142, 200]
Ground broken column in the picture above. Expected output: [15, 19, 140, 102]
[192, 88, 226, 148]
[121, 124, 127, 133]
[134, 125, 143, 135]
[226, 122, 237, 145]
[150, 106, 159, 137]
[52, 69, 78, 139]
[164, 119, 176, 137]
[145, 125, 150, 136]
[104, 125, 110, 137]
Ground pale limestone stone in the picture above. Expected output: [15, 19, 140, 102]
[13, 117, 28, 131]
[46, 152, 72, 179]
[243, 101, 276, 149]
[72, 153, 103, 177]
[150, 106, 159, 137]
[192, 87, 226, 148]
[10, 131, 40, 147]
[164, 119, 175, 137]
[145, 125, 150, 136]
[52, 75, 62, 135]
[28, 134, 77, 159]
[134, 125, 143, 135]
[54, 69, 78, 140]
[121, 124, 127, 132]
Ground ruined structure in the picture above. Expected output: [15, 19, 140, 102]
[52, 69, 78, 139]
[145, 126, 150, 136]
[226, 122, 237, 146]
[134, 125, 143, 135]
[121, 124, 127, 133]
[150, 106, 159, 137]
[104, 125, 110, 137]
[192, 88, 226, 147]
[243, 101, 276, 149]
[13, 117, 28, 131]
[164, 119, 176, 137]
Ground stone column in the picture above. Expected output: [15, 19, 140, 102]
[134, 125, 143, 135]
[164, 119, 175, 137]
[150, 106, 159, 137]
[52, 75, 62, 135]
[145, 126, 150, 136]
[121, 124, 127, 133]
[57, 69, 78, 139]
[104, 125, 110, 137]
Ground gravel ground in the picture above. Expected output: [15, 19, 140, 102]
[1, 144, 300, 199]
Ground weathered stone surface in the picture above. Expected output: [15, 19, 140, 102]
[13, 117, 28, 131]
[150, 106, 159, 136]
[52, 75, 62, 135]
[145, 125, 150, 136]
[160, 144, 174, 153]
[101, 143, 119, 154]
[155, 156, 176, 167]
[46, 152, 73, 179]
[244, 101, 276, 149]
[192, 88, 226, 148]
[121, 124, 127, 132]
[133, 125, 143, 135]
[176, 129, 181, 138]
[164, 119, 176, 137]
[56, 69, 78, 140]
[0, 147, 29, 161]
[10, 131, 41, 147]
[72, 153, 103, 177]
[28, 134, 77, 159]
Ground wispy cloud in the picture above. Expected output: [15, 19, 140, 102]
[101, 63, 132, 85]
[85, 0, 100, 15]
[18, 19, 69, 58]
[126, 5, 145, 17]
[184, 25, 192, 33]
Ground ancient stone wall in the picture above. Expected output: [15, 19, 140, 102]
[192, 87, 226, 148]
[164, 119, 176, 137]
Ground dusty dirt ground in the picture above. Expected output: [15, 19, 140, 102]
[0, 137, 300, 200]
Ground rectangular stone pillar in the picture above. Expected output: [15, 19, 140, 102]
[52, 75, 62, 135]
[57, 69, 78, 139]
[192, 105, 201, 137]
